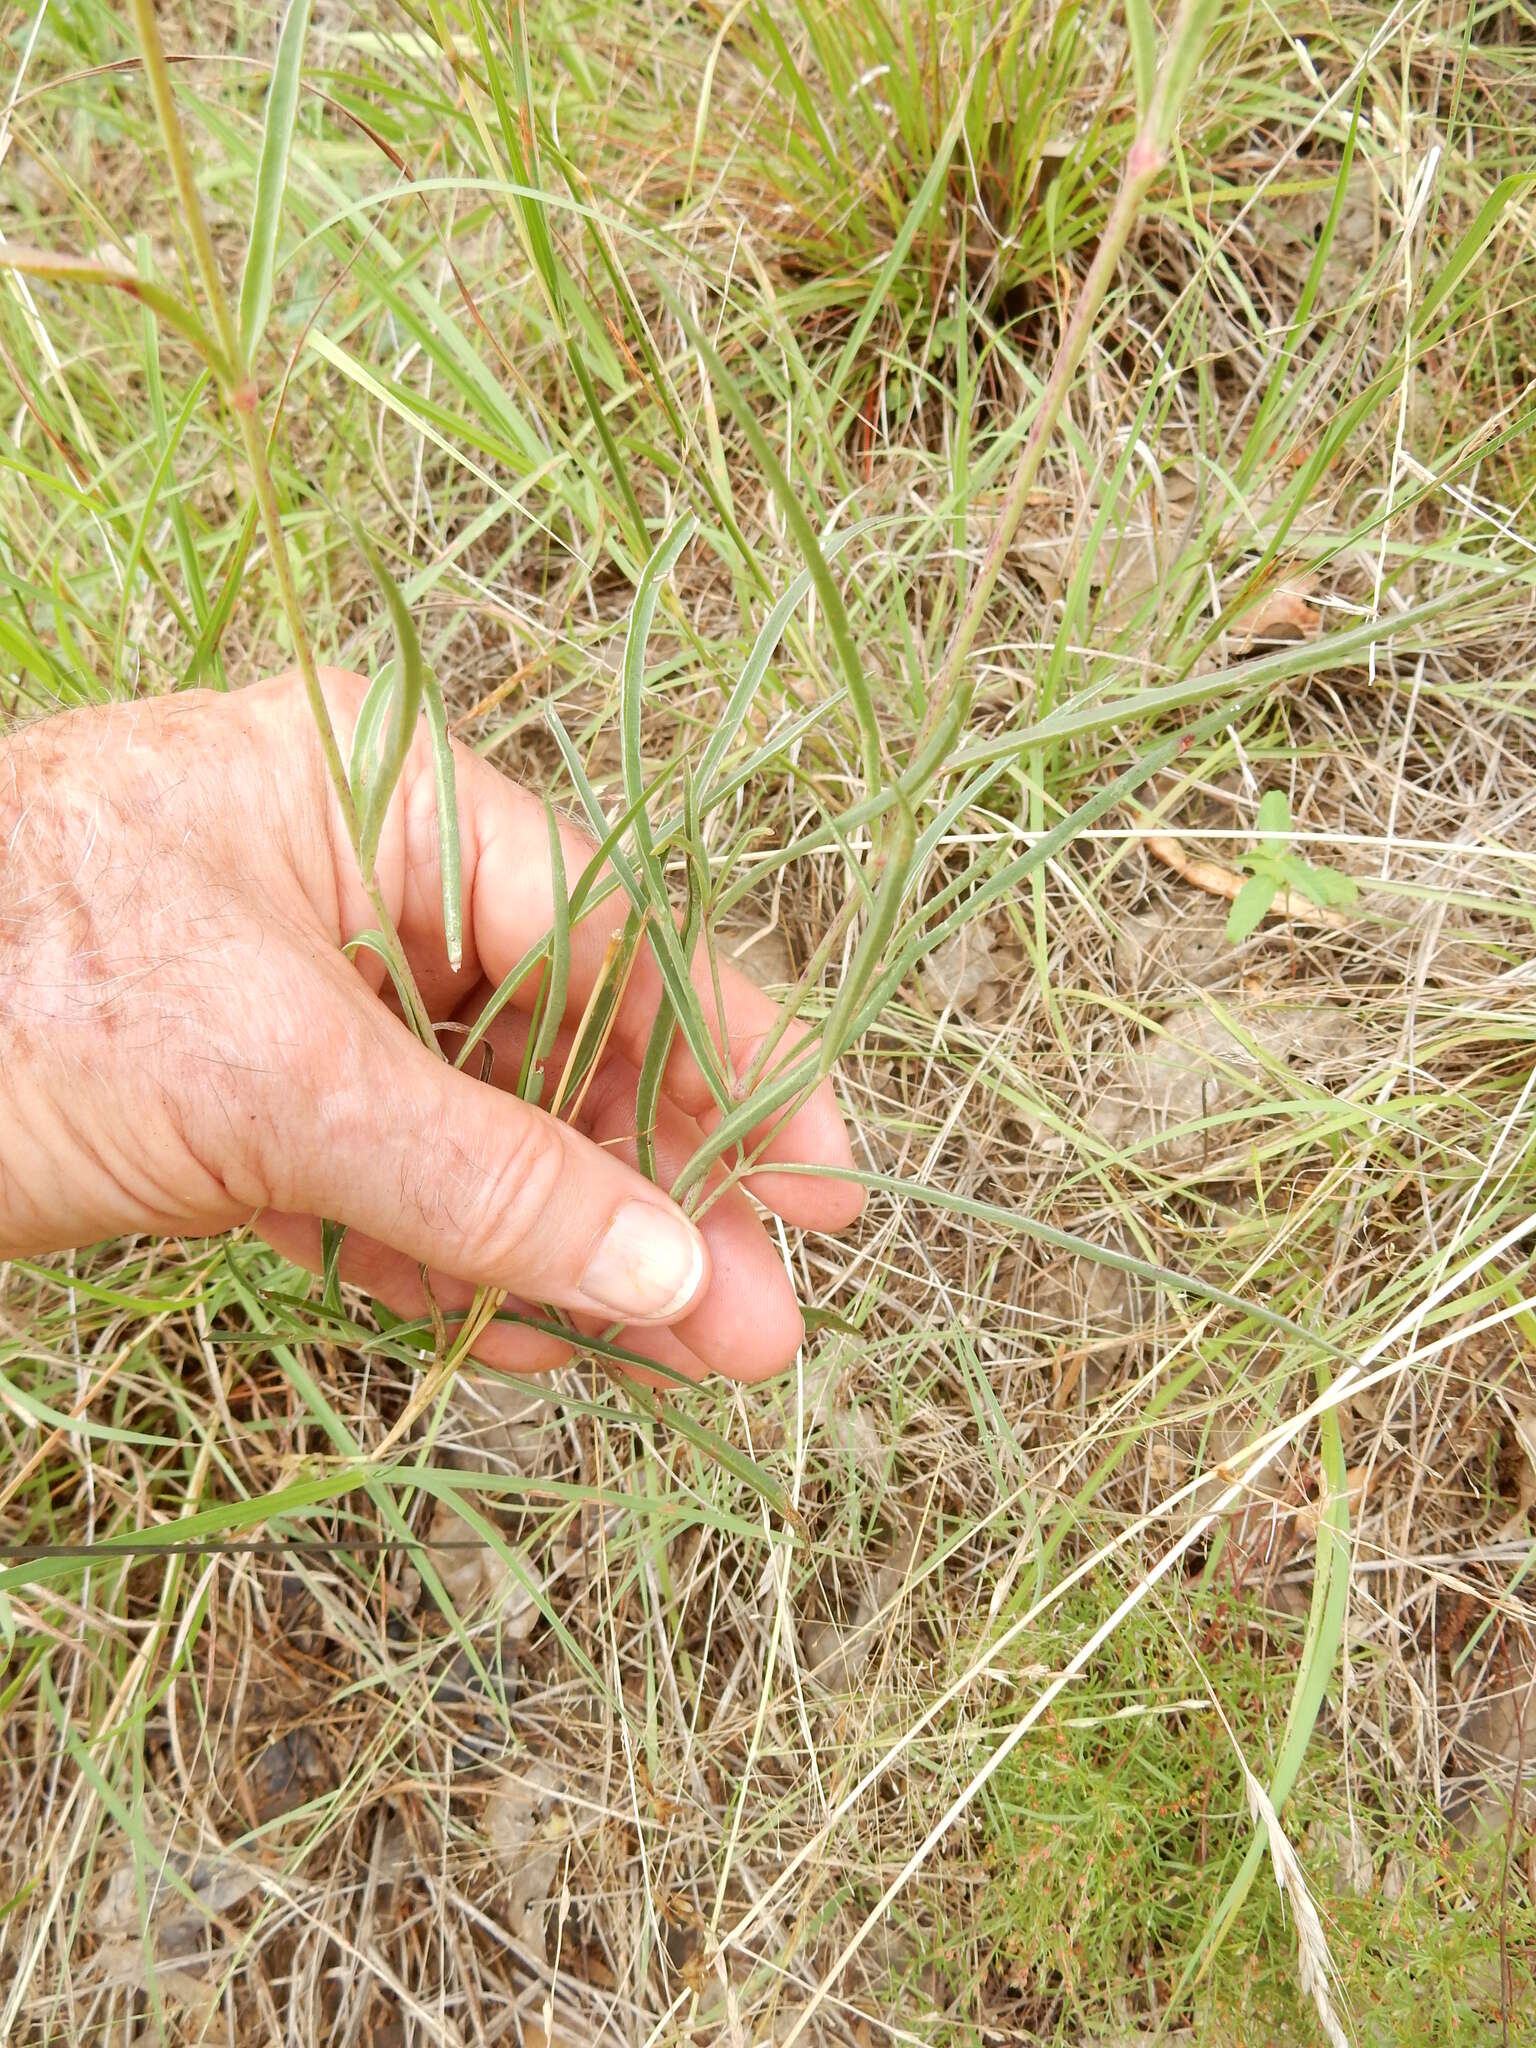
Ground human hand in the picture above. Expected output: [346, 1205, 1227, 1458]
[0, 672, 862, 1382]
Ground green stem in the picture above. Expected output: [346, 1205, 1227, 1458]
[129, 0, 435, 1049]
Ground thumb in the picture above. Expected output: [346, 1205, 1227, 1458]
[274, 993, 708, 1326]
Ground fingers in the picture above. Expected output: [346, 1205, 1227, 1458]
[262, 971, 711, 1330]
[577, 1059, 808, 1382]
[256, 1210, 730, 1387]
[255, 1211, 574, 1376]
[281, 668, 862, 1234]
[602, 946, 866, 1233]
[443, 737, 863, 1226]
[469, 1005, 809, 1382]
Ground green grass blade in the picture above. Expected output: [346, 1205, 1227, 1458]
[347, 663, 396, 801]
[610, 525, 736, 1109]
[237, 0, 315, 370]
[824, 63, 980, 418]
[319, 1218, 345, 1316]
[521, 802, 571, 1108]
[677, 306, 883, 792]
[0, 245, 231, 384]
[1125, 0, 1156, 119]
[621, 512, 698, 882]
[696, 524, 867, 797]
[353, 533, 426, 878]
[183, 498, 257, 685]
[421, 666, 462, 972]
[112, 368, 209, 685]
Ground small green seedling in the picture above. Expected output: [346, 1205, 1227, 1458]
[1226, 790, 1358, 942]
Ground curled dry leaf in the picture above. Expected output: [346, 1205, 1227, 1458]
[1293, 1461, 1373, 1541]
[90, 1940, 220, 2020]
[1255, 156, 1382, 284]
[920, 920, 999, 1018]
[802, 1354, 883, 1468]
[425, 1497, 539, 1639]
[245, 1722, 335, 1822]
[1032, 1218, 1142, 1354]
[447, 1373, 549, 1472]
[1228, 578, 1321, 646]
[1507, 1400, 1536, 1521]
[921, 917, 1023, 1025]
[1452, 1649, 1536, 1835]
[1311, 1821, 1375, 1899]
[1014, 463, 1199, 617]
[93, 1842, 261, 1959]
[487, 1762, 568, 1951]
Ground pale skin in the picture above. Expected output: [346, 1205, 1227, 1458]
[0, 670, 864, 1385]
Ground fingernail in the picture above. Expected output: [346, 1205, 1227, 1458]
[580, 1202, 706, 1322]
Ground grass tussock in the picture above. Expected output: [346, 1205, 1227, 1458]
[3, 0, 1536, 2042]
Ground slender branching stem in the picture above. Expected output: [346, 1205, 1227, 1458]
[130, 0, 435, 1048]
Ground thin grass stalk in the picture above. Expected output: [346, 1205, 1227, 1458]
[128, 0, 434, 1047]
[910, 0, 1218, 779]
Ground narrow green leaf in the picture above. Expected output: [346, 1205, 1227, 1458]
[1237, 89, 1364, 488]
[622, 513, 698, 882]
[1285, 867, 1330, 910]
[345, 928, 427, 1022]
[1179, 1364, 1350, 1994]
[1415, 171, 1536, 336]
[636, 772, 705, 1182]
[493, 1304, 796, 1517]
[137, 233, 210, 636]
[762, 1166, 1350, 1360]
[556, 908, 646, 1112]
[676, 303, 883, 791]
[522, 803, 571, 1107]
[697, 527, 866, 798]
[113, 368, 209, 686]
[0, 244, 232, 382]
[238, 0, 315, 368]
[616, 517, 735, 1109]
[634, 998, 677, 1186]
[1125, 0, 1157, 119]
[457, 749, 651, 1074]
[818, 793, 916, 1074]
[421, 668, 462, 971]
[1156, 0, 1222, 150]
[319, 1219, 345, 1315]
[673, 726, 1196, 1201]
[348, 663, 396, 802]
[825, 62, 981, 415]
[184, 499, 257, 685]
[353, 533, 425, 880]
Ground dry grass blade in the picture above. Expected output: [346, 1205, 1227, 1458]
[1242, 1769, 1350, 2048]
